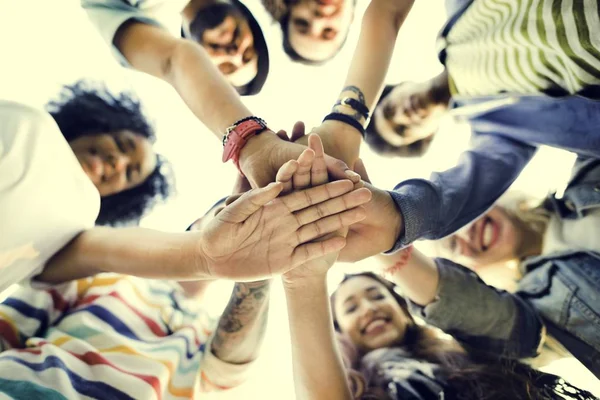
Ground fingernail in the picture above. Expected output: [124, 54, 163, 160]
[345, 170, 360, 180]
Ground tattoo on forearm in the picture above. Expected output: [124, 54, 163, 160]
[211, 281, 270, 362]
[331, 86, 368, 124]
[341, 86, 366, 104]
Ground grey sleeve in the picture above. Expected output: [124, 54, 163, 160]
[409, 258, 544, 359]
[80, 0, 164, 66]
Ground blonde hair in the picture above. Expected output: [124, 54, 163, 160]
[433, 191, 551, 263]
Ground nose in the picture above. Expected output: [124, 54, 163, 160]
[104, 153, 128, 178]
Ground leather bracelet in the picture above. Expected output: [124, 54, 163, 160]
[222, 116, 267, 147]
[323, 113, 365, 138]
[337, 97, 370, 120]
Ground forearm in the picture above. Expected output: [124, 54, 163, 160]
[284, 277, 353, 400]
[340, 0, 413, 113]
[37, 227, 209, 283]
[210, 281, 270, 364]
[388, 134, 536, 250]
[318, 1, 414, 165]
[380, 253, 543, 358]
[166, 40, 253, 136]
[373, 248, 439, 306]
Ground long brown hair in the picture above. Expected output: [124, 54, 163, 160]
[331, 272, 597, 400]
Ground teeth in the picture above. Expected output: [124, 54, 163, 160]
[483, 222, 493, 248]
[364, 319, 387, 334]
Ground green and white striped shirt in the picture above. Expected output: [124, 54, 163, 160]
[442, 0, 600, 97]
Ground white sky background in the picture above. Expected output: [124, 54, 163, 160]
[1, 0, 598, 397]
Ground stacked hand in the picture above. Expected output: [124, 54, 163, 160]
[279, 134, 370, 285]
[239, 127, 361, 189]
[198, 143, 371, 281]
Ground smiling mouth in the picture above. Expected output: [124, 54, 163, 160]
[361, 317, 392, 335]
[479, 217, 499, 251]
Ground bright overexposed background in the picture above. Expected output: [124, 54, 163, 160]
[1, 0, 598, 397]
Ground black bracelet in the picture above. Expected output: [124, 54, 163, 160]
[338, 97, 370, 120]
[323, 113, 365, 138]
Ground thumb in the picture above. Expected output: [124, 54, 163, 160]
[352, 158, 371, 184]
[290, 121, 306, 142]
[218, 182, 283, 224]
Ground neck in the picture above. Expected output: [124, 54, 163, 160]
[517, 224, 544, 259]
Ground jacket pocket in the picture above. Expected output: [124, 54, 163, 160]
[518, 258, 600, 352]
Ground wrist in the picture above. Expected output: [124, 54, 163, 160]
[282, 273, 327, 293]
[238, 130, 278, 176]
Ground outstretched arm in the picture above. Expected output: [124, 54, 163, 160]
[300, 0, 416, 166]
[372, 248, 545, 359]
[210, 280, 270, 364]
[281, 135, 359, 400]
[37, 162, 370, 284]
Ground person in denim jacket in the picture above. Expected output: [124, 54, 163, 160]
[372, 156, 600, 380]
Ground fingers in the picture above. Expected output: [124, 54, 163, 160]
[325, 154, 360, 184]
[276, 159, 299, 194]
[290, 121, 306, 142]
[280, 179, 355, 212]
[352, 158, 372, 184]
[218, 182, 283, 223]
[276, 129, 290, 141]
[308, 134, 328, 186]
[291, 236, 347, 267]
[293, 148, 315, 189]
[293, 187, 372, 226]
[295, 206, 367, 243]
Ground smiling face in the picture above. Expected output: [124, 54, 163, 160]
[191, 4, 258, 87]
[373, 82, 445, 148]
[334, 276, 412, 353]
[287, 0, 355, 61]
[441, 206, 524, 268]
[69, 130, 157, 197]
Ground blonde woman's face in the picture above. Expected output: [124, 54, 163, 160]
[440, 206, 523, 268]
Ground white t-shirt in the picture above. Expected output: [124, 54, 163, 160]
[0, 101, 100, 294]
[81, 0, 189, 65]
[543, 209, 600, 255]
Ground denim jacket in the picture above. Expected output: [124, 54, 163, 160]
[409, 159, 600, 378]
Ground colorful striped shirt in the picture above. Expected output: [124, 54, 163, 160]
[442, 0, 600, 97]
[0, 275, 253, 399]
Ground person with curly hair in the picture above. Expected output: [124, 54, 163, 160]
[1, 105, 369, 293]
[261, 0, 357, 64]
[81, 0, 359, 194]
[46, 81, 173, 226]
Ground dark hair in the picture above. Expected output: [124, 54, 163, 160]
[262, 0, 352, 64]
[365, 84, 434, 158]
[47, 80, 174, 226]
[331, 272, 597, 400]
[188, 0, 269, 95]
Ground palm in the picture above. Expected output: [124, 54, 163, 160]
[339, 184, 401, 263]
[199, 178, 370, 281]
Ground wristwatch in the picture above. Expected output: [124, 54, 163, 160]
[222, 117, 268, 172]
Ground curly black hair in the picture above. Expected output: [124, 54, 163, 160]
[47, 81, 175, 226]
[365, 84, 434, 158]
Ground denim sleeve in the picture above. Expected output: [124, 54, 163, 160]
[387, 134, 536, 250]
[409, 258, 544, 359]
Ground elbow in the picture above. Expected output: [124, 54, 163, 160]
[161, 39, 194, 85]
